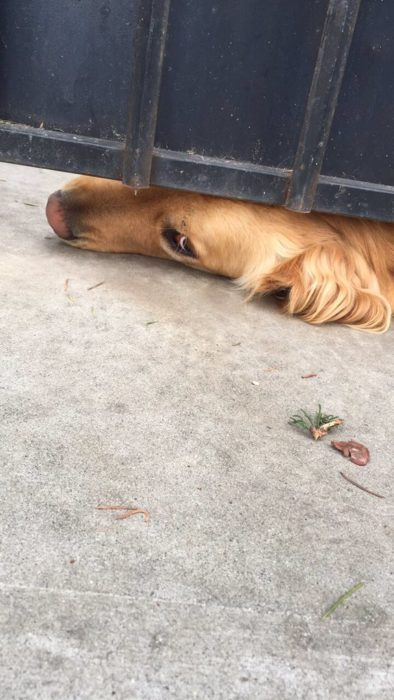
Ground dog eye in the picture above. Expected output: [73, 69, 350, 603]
[162, 228, 196, 258]
[274, 288, 290, 300]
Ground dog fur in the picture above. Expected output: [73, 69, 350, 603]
[46, 176, 394, 333]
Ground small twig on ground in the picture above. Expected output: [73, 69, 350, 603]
[96, 505, 150, 521]
[321, 582, 365, 620]
[340, 472, 384, 499]
[63, 278, 76, 302]
[87, 281, 105, 291]
[23, 202, 38, 207]
[301, 373, 318, 379]
[145, 320, 158, 326]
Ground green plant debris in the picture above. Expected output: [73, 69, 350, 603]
[321, 582, 365, 620]
[23, 202, 38, 207]
[145, 320, 158, 326]
[289, 404, 343, 440]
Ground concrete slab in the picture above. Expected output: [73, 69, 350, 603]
[0, 161, 393, 699]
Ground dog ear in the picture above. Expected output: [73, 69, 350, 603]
[257, 243, 391, 333]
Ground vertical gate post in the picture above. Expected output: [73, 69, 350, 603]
[123, 0, 171, 187]
[285, 0, 361, 212]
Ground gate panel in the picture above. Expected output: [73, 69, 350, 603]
[322, 0, 394, 186]
[312, 0, 394, 221]
[0, 0, 393, 222]
[0, 0, 137, 140]
[156, 0, 328, 168]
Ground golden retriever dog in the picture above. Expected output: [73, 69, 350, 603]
[46, 176, 394, 333]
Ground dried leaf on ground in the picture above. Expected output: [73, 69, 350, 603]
[331, 440, 370, 466]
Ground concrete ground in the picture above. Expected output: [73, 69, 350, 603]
[0, 161, 393, 699]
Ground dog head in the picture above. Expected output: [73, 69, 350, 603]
[46, 176, 393, 333]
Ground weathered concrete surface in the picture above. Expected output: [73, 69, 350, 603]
[0, 161, 393, 699]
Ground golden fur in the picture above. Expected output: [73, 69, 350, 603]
[46, 176, 394, 333]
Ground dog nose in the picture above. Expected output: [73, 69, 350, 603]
[46, 190, 73, 239]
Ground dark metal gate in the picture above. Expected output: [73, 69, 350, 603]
[1, 0, 393, 221]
